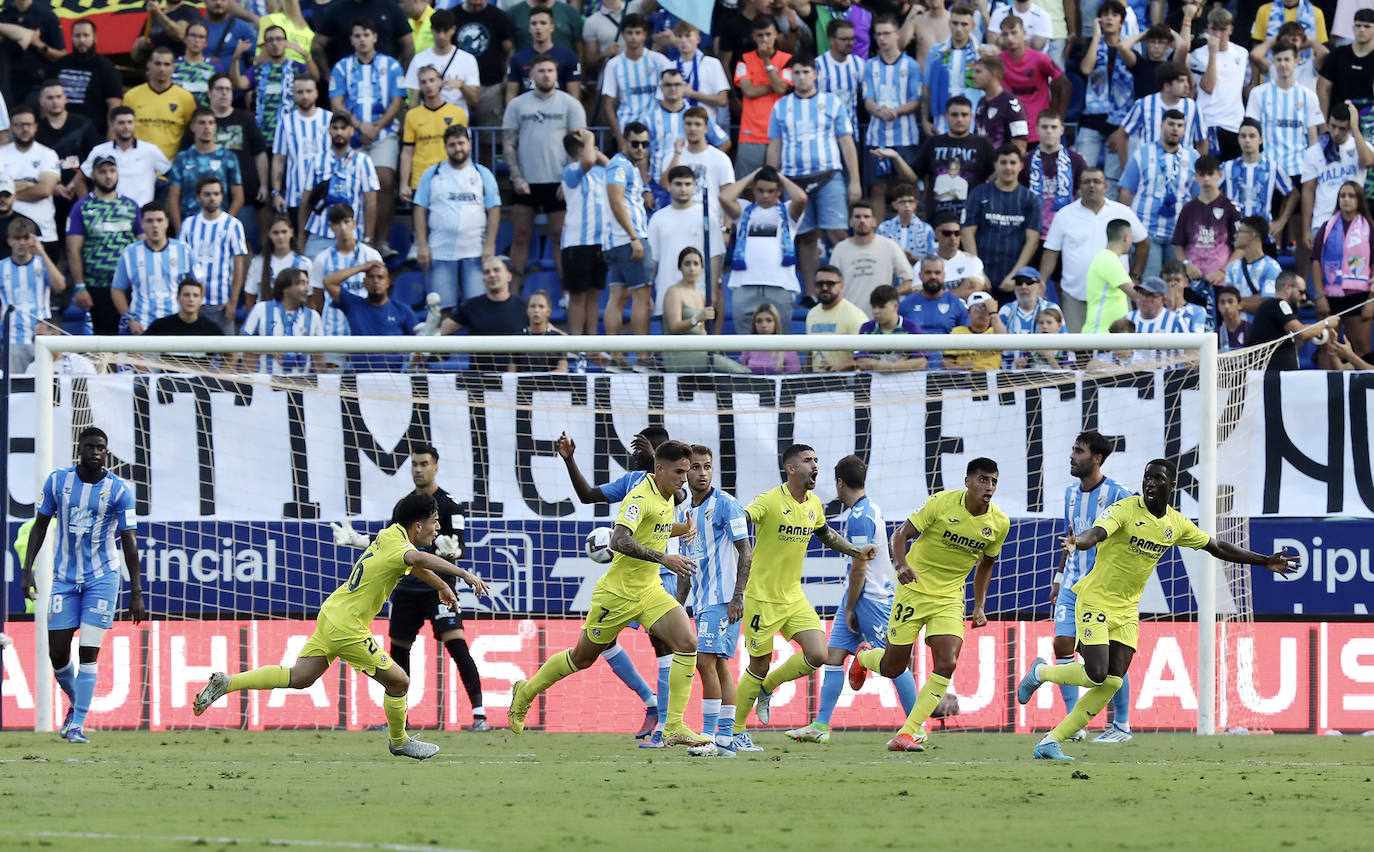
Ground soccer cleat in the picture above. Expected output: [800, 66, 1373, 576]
[635, 707, 658, 739]
[508, 680, 531, 734]
[63, 726, 90, 744]
[1091, 724, 1133, 743]
[1017, 657, 1045, 705]
[785, 723, 831, 743]
[663, 724, 712, 747]
[910, 725, 929, 745]
[731, 731, 763, 752]
[849, 643, 871, 692]
[1067, 728, 1087, 742]
[686, 741, 718, 757]
[639, 730, 666, 749]
[1033, 740, 1074, 761]
[388, 737, 440, 760]
[193, 672, 230, 717]
[468, 718, 491, 732]
[60, 707, 74, 738]
[754, 688, 773, 725]
[887, 733, 925, 752]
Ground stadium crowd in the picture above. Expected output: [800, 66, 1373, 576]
[0, 0, 1371, 375]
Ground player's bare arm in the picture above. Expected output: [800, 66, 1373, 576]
[19, 511, 54, 599]
[120, 528, 147, 623]
[844, 553, 868, 632]
[556, 432, 606, 503]
[728, 537, 752, 623]
[890, 519, 919, 585]
[970, 554, 995, 628]
[404, 550, 488, 605]
[816, 524, 877, 560]
[1203, 540, 1300, 576]
[610, 523, 697, 577]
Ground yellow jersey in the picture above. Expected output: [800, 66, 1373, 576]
[124, 83, 198, 160]
[403, 102, 470, 188]
[600, 473, 676, 599]
[902, 489, 1009, 601]
[319, 524, 416, 633]
[744, 485, 826, 605]
[1073, 496, 1210, 612]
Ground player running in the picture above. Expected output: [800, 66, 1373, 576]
[848, 458, 1009, 752]
[1051, 431, 1134, 742]
[785, 455, 917, 744]
[21, 427, 146, 744]
[676, 445, 753, 757]
[1018, 459, 1299, 760]
[193, 493, 490, 760]
[720, 444, 877, 753]
[508, 441, 709, 747]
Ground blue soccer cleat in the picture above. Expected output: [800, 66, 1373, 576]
[63, 726, 90, 744]
[59, 706, 74, 738]
[639, 730, 666, 749]
[1033, 739, 1074, 761]
[1017, 657, 1046, 705]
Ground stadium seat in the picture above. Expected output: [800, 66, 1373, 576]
[392, 270, 428, 310]
[495, 220, 514, 256]
[522, 270, 566, 322]
[386, 223, 413, 270]
[1043, 278, 1060, 305]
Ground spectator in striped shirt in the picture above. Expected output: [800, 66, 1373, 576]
[600, 14, 670, 152]
[559, 128, 609, 337]
[241, 266, 327, 374]
[300, 112, 381, 258]
[603, 120, 654, 354]
[1123, 274, 1178, 334]
[1300, 102, 1374, 262]
[672, 23, 730, 123]
[1118, 108, 1200, 280]
[862, 15, 922, 213]
[998, 266, 1059, 333]
[271, 76, 329, 235]
[0, 216, 64, 373]
[180, 175, 250, 333]
[113, 202, 204, 335]
[816, 19, 864, 137]
[1110, 62, 1207, 171]
[922, 3, 982, 137]
[1221, 217, 1282, 316]
[645, 68, 730, 204]
[877, 182, 935, 271]
[1223, 118, 1295, 232]
[244, 215, 311, 312]
[1161, 259, 1211, 332]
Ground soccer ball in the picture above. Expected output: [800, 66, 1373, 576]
[585, 527, 614, 564]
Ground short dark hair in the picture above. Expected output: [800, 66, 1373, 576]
[177, 275, 203, 294]
[1271, 40, 1298, 59]
[1145, 458, 1178, 481]
[1239, 117, 1263, 135]
[890, 182, 916, 200]
[1075, 430, 1113, 462]
[1106, 218, 1132, 242]
[411, 443, 440, 461]
[443, 123, 470, 142]
[850, 200, 874, 215]
[995, 143, 1023, 161]
[667, 164, 695, 183]
[1216, 284, 1242, 302]
[816, 263, 842, 281]
[782, 443, 815, 466]
[150, 44, 176, 61]
[752, 13, 777, 31]
[141, 201, 168, 219]
[754, 165, 782, 187]
[529, 51, 557, 69]
[1144, 23, 1174, 41]
[623, 12, 649, 31]
[1356, 7, 1374, 23]
[1195, 154, 1221, 175]
[655, 439, 693, 464]
[109, 105, 135, 123]
[683, 105, 710, 124]
[209, 72, 232, 91]
[1329, 101, 1356, 124]
[834, 454, 866, 489]
[191, 106, 216, 123]
[327, 202, 355, 224]
[1156, 62, 1190, 88]
[40, 78, 63, 93]
[947, 95, 972, 112]
[529, 6, 553, 22]
[194, 174, 223, 196]
[788, 53, 817, 69]
[1037, 107, 1062, 125]
[691, 444, 713, 458]
[1161, 258, 1188, 279]
[639, 425, 670, 446]
[393, 491, 439, 527]
[9, 104, 35, 121]
[432, 9, 456, 31]
[870, 283, 900, 308]
[264, 24, 287, 39]
[351, 17, 379, 35]
[1239, 214, 1269, 237]
[623, 120, 648, 137]
[966, 457, 998, 477]
[1162, 107, 1186, 123]
[826, 17, 854, 37]
[563, 130, 586, 158]
[1097, 0, 1126, 17]
[78, 426, 108, 445]
[72, 18, 96, 33]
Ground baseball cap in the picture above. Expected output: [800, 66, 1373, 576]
[91, 155, 118, 169]
[1136, 276, 1168, 295]
[0, 174, 13, 196]
[1012, 266, 1042, 283]
[965, 291, 995, 311]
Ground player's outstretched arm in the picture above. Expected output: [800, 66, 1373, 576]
[890, 519, 919, 585]
[1203, 540, 1301, 576]
[405, 550, 490, 601]
[610, 524, 696, 578]
[816, 525, 876, 561]
[728, 538, 752, 623]
[120, 529, 147, 624]
[556, 432, 607, 504]
[1062, 526, 1107, 555]
[970, 554, 995, 628]
[19, 512, 54, 599]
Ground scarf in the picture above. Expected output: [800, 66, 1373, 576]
[1267, 0, 1316, 41]
[254, 59, 297, 132]
[1085, 37, 1134, 124]
[1029, 146, 1074, 212]
[927, 38, 982, 120]
[731, 202, 796, 271]
[1320, 213, 1372, 297]
[1317, 132, 1342, 165]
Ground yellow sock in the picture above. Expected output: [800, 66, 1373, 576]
[524, 649, 580, 700]
[856, 647, 884, 674]
[383, 692, 408, 747]
[898, 672, 951, 736]
[733, 669, 766, 734]
[666, 652, 696, 728]
[226, 665, 291, 692]
[1037, 662, 1097, 688]
[1048, 676, 1122, 742]
[762, 652, 818, 692]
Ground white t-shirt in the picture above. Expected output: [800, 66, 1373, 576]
[245, 251, 313, 297]
[1188, 42, 1248, 133]
[1301, 135, 1364, 233]
[665, 143, 735, 235]
[989, 3, 1055, 43]
[828, 235, 915, 318]
[647, 202, 725, 315]
[404, 46, 481, 106]
[581, 1, 646, 58]
[734, 203, 803, 293]
[939, 250, 987, 292]
[1043, 198, 1148, 299]
[0, 142, 61, 241]
[80, 140, 172, 209]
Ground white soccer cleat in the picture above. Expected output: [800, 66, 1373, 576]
[389, 737, 440, 760]
[730, 731, 763, 752]
[1091, 725, 1133, 743]
[1067, 728, 1087, 742]
[754, 689, 773, 725]
[193, 672, 229, 716]
[686, 741, 718, 757]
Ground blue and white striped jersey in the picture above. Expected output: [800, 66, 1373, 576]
[1119, 144, 1200, 240]
[1223, 254, 1282, 301]
[1221, 156, 1293, 218]
[768, 91, 854, 175]
[180, 211, 249, 305]
[1062, 475, 1133, 587]
[602, 50, 672, 128]
[273, 107, 331, 203]
[112, 239, 204, 327]
[241, 301, 325, 374]
[1171, 301, 1211, 332]
[310, 242, 383, 336]
[1125, 307, 1183, 334]
[605, 152, 649, 246]
[561, 163, 610, 249]
[816, 52, 864, 133]
[877, 214, 934, 260]
[839, 495, 894, 604]
[644, 104, 729, 183]
[329, 53, 406, 141]
[685, 487, 749, 610]
[999, 296, 1060, 334]
[861, 53, 922, 147]
[0, 256, 53, 344]
[304, 150, 381, 239]
[38, 466, 137, 585]
[1120, 94, 1207, 150]
[1243, 82, 1324, 176]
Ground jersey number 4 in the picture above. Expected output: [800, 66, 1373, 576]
[347, 553, 375, 592]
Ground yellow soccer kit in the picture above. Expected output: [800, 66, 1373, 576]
[585, 473, 680, 643]
[1071, 496, 1210, 648]
[402, 102, 469, 189]
[300, 523, 417, 673]
[889, 489, 1009, 645]
[741, 485, 827, 654]
[125, 83, 198, 160]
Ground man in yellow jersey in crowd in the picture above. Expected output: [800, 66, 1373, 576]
[848, 457, 1009, 752]
[123, 46, 197, 161]
[708, 444, 878, 755]
[508, 440, 711, 746]
[192, 493, 489, 760]
[1018, 458, 1299, 760]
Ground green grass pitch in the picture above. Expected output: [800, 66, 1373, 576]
[2, 730, 1372, 851]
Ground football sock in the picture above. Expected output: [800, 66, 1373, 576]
[525, 649, 580, 698]
[893, 669, 918, 716]
[898, 672, 951, 736]
[762, 653, 818, 692]
[390, 643, 412, 675]
[1054, 656, 1079, 712]
[1046, 675, 1122, 743]
[815, 664, 845, 726]
[472, 706, 486, 718]
[701, 697, 720, 738]
[655, 654, 672, 729]
[716, 705, 735, 742]
[666, 652, 697, 728]
[733, 670, 766, 734]
[383, 692, 408, 747]
[855, 647, 885, 675]
[1035, 661, 1097, 688]
[601, 643, 655, 707]
[227, 665, 291, 692]
[1110, 672, 1131, 729]
[71, 663, 98, 727]
[53, 662, 77, 702]
[445, 638, 485, 712]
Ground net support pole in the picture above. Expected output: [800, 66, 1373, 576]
[1196, 334, 1220, 735]
[32, 339, 55, 732]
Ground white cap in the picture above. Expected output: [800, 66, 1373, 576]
[0, 174, 14, 196]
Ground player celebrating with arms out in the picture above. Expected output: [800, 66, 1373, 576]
[1018, 459, 1299, 760]
[194, 493, 490, 760]
[848, 457, 1009, 752]
[508, 441, 710, 747]
[22, 427, 146, 744]
[718, 444, 878, 753]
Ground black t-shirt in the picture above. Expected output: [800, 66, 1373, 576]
[55, 52, 124, 136]
[912, 132, 996, 221]
[516, 327, 569, 372]
[1248, 297, 1299, 370]
[1320, 45, 1374, 108]
[149, 3, 206, 54]
[714, 8, 757, 65]
[145, 313, 227, 336]
[454, 293, 528, 371]
[181, 109, 269, 203]
[0, 3, 64, 100]
[37, 114, 101, 186]
[319, 0, 412, 65]
[393, 486, 468, 592]
[453, 3, 517, 86]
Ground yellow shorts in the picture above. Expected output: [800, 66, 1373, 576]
[1075, 596, 1139, 649]
[742, 597, 823, 656]
[886, 587, 965, 646]
[298, 616, 392, 675]
[584, 583, 680, 645]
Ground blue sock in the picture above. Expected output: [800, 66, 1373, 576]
[1111, 671, 1131, 730]
[602, 644, 655, 707]
[815, 664, 845, 726]
[893, 669, 918, 716]
[54, 662, 77, 702]
[717, 705, 734, 740]
[71, 662, 98, 727]
[1055, 656, 1078, 713]
[701, 698, 720, 738]
[655, 655, 672, 727]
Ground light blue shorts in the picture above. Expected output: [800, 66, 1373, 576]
[695, 602, 742, 656]
[49, 573, 121, 631]
[797, 171, 849, 235]
[827, 596, 892, 653]
[1054, 586, 1078, 638]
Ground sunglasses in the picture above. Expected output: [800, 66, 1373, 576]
[627, 139, 649, 148]
[937, 229, 960, 236]
[815, 280, 840, 287]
